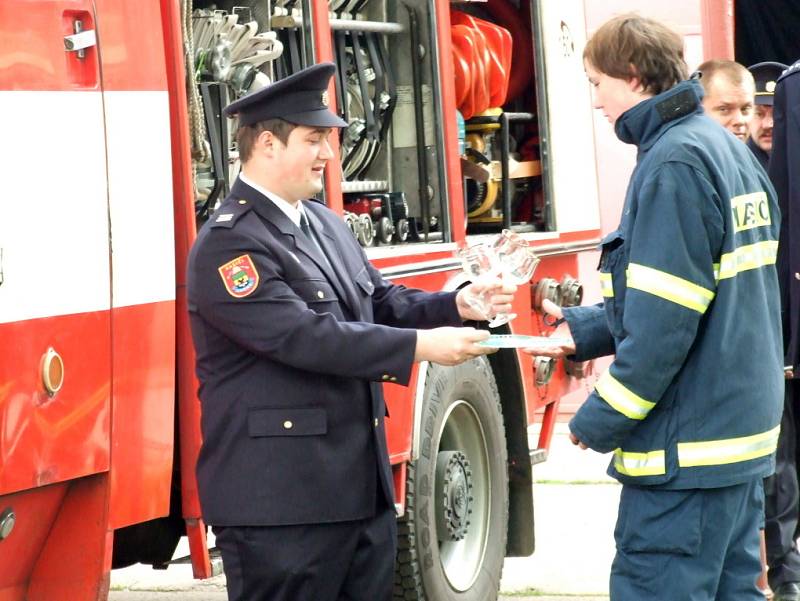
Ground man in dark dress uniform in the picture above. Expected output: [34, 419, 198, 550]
[747, 62, 787, 171]
[768, 58, 800, 601]
[186, 62, 516, 601]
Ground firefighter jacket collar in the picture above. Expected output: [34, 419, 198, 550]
[615, 80, 704, 150]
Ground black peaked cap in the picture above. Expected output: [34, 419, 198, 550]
[223, 62, 347, 128]
[748, 61, 788, 105]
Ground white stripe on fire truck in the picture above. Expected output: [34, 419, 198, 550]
[0, 90, 175, 325]
[0, 91, 111, 324]
[104, 91, 176, 309]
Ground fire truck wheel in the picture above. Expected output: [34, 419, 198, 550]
[395, 357, 508, 601]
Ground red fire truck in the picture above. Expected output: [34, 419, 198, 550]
[0, 0, 762, 600]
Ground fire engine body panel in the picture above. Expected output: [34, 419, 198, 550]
[0, 0, 753, 599]
[0, 1, 180, 597]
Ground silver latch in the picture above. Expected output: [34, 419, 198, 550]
[534, 356, 556, 386]
[64, 20, 96, 59]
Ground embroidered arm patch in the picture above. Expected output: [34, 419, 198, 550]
[218, 254, 259, 298]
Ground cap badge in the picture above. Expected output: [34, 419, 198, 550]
[321, 90, 329, 107]
[767, 81, 777, 93]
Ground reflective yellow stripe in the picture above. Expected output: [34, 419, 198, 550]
[626, 263, 715, 314]
[613, 448, 666, 476]
[677, 425, 780, 468]
[600, 273, 614, 297]
[595, 370, 655, 420]
[713, 240, 778, 281]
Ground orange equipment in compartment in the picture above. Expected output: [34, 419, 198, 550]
[451, 11, 512, 119]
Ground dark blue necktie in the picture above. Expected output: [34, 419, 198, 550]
[300, 212, 314, 240]
[300, 212, 331, 269]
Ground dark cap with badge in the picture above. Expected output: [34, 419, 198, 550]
[223, 62, 348, 128]
[748, 61, 788, 105]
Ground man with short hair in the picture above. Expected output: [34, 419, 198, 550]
[698, 58, 756, 140]
[187, 62, 516, 601]
[525, 15, 783, 600]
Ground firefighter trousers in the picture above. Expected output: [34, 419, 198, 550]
[611, 478, 764, 600]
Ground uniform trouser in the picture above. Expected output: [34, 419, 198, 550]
[765, 379, 800, 589]
[213, 505, 397, 601]
[611, 478, 764, 600]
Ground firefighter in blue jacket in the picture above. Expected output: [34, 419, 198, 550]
[767, 58, 800, 601]
[525, 15, 783, 600]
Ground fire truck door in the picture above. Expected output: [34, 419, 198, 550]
[533, 0, 602, 234]
[0, 0, 113, 495]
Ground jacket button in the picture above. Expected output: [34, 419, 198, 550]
[317, 290, 324, 299]
[382, 374, 390, 381]
[373, 418, 379, 427]
[390, 377, 397, 382]
[795, 272, 800, 281]
[283, 420, 293, 429]
[238, 200, 247, 205]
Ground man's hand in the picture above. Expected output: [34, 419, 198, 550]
[521, 299, 576, 358]
[414, 327, 496, 366]
[456, 277, 517, 322]
[569, 431, 588, 450]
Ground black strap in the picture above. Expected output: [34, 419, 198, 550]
[351, 0, 372, 14]
[350, 32, 377, 140]
[287, 28, 302, 73]
[371, 32, 397, 142]
[365, 32, 386, 136]
[543, 315, 565, 328]
[334, 31, 350, 122]
[198, 82, 229, 220]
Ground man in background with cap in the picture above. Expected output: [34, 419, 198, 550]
[767, 57, 800, 601]
[186, 62, 516, 601]
[747, 62, 787, 171]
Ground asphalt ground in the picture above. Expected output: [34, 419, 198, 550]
[110, 423, 617, 601]
[109, 594, 609, 601]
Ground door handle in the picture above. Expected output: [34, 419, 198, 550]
[63, 20, 96, 59]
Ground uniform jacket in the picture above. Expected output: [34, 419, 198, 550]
[770, 60, 800, 374]
[747, 137, 770, 172]
[187, 178, 462, 526]
[564, 80, 783, 489]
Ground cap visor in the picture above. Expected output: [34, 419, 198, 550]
[754, 96, 774, 106]
[283, 109, 348, 128]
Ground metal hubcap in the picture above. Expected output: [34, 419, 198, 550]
[435, 450, 473, 541]
[434, 400, 491, 592]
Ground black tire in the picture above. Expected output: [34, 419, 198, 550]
[395, 357, 508, 600]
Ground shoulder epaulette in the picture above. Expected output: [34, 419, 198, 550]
[209, 198, 254, 229]
[778, 59, 800, 83]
